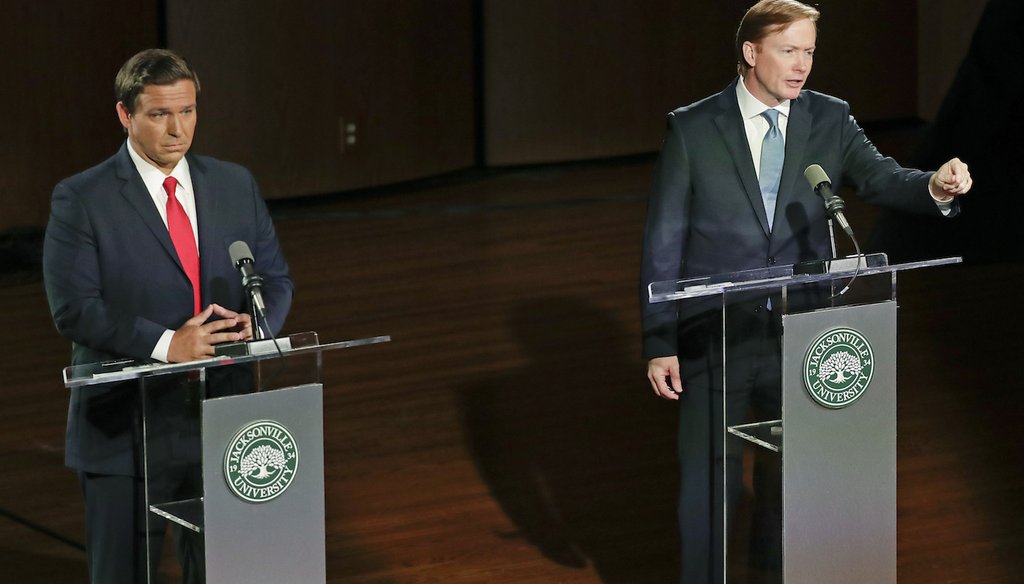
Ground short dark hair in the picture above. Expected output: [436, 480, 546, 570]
[735, 0, 820, 75]
[115, 49, 201, 113]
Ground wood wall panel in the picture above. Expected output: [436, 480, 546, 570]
[0, 2, 157, 231]
[916, 0, 988, 121]
[483, 0, 739, 166]
[482, 0, 921, 166]
[166, 0, 476, 199]
[0, 1, 991, 230]
[807, 0, 918, 122]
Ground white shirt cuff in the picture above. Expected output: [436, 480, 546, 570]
[928, 181, 954, 216]
[151, 329, 175, 362]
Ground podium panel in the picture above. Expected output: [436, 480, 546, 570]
[203, 383, 326, 583]
[782, 302, 897, 584]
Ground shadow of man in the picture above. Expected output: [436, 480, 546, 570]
[458, 296, 679, 583]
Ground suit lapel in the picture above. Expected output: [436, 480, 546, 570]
[713, 83, 771, 238]
[189, 154, 219, 299]
[115, 145, 184, 271]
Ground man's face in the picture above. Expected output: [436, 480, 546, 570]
[116, 79, 197, 173]
[742, 18, 816, 106]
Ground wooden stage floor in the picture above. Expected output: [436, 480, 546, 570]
[1, 146, 1022, 582]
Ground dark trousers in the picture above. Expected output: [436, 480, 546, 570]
[676, 305, 783, 584]
[79, 468, 205, 584]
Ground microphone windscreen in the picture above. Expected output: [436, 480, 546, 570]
[803, 164, 831, 189]
[229, 241, 254, 266]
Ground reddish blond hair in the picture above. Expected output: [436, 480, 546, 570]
[736, 0, 820, 75]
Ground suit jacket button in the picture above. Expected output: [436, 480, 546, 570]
[768, 256, 777, 265]
[754, 304, 763, 313]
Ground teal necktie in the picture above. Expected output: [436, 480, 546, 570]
[759, 109, 784, 231]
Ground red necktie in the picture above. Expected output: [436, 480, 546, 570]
[163, 176, 201, 315]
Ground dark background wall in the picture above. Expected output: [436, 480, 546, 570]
[2, 2, 158, 232]
[483, 0, 920, 166]
[0, 0, 986, 232]
[167, 0, 477, 199]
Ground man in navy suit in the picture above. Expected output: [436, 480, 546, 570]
[639, 1, 972, 582]
[44, 49, 293, 583]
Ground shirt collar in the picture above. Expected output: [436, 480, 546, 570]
[124, 139, 191, 196]
[735, 75, 791, 121]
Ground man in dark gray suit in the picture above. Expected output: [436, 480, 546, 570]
[44, 49, 293, 583]
[639, 1, 971, 582]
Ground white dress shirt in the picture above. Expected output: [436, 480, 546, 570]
[735, 76, 790, 179]
[124, 139, 198, 362]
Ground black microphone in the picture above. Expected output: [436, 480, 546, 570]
[803, 164, 864, 299]
[803, 164, 853, 237]
[228, 241, 267, 319]
[223, 241, 285, 372]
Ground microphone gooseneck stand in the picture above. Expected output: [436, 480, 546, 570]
[803, 164, 863, 300]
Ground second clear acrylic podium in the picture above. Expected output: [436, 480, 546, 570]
[648, 253, 959, 583]
[63, 331, 389, 583]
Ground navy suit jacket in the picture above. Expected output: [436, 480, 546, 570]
[640, 80, 951, 362]
[44, 143, 294, 474]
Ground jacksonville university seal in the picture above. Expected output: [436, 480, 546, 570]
[224, 420, 299, 503]
[803, 327, 875, 409]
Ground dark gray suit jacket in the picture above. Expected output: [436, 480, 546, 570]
[640, 79, 949, 362]
[44, 144, 294, 474]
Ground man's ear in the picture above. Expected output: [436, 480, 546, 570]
[743, 41, 758, 69]
[115, 101, 131, 130]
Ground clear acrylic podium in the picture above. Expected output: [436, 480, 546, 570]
[62, 331, 390, 583]
[648, 253, 960, 583]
